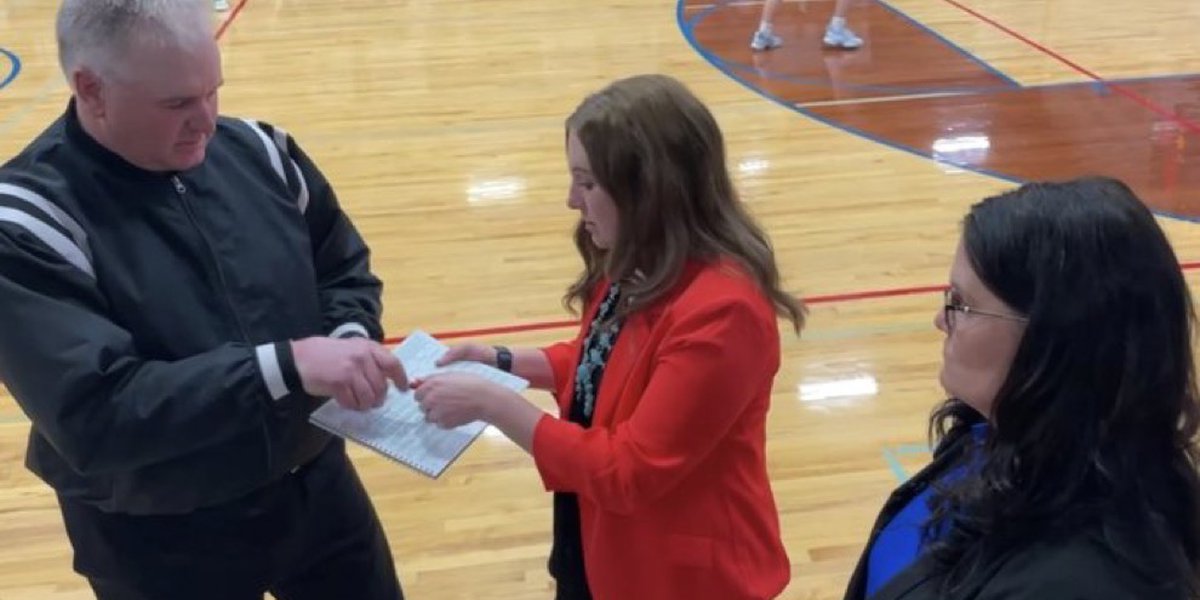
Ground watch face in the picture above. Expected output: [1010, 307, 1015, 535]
[494, 347, 513, 372]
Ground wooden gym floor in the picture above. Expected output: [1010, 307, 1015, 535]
[1, 0, 1199, 597]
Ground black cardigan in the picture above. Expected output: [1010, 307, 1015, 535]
[843, 428, 1190, 600]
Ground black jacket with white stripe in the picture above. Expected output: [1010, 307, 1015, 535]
[0, 103, 384, 515]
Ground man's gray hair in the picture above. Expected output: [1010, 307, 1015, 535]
[56, 0, 213, 80]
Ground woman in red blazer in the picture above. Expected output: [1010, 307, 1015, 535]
[413, 74, 804, 599]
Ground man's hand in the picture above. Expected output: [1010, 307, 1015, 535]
[291, 337, 407, 410]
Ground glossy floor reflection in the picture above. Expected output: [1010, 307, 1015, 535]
[686, 0, 1200, 218]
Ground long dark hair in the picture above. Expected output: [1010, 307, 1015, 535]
[562, 74, 804, 333]
[925, 177, 1200, 595]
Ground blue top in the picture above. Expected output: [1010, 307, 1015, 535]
[865, 423, 989, 598]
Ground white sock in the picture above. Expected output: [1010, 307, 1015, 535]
[758, 21, 773, 35]
[829, 16, 846, 30]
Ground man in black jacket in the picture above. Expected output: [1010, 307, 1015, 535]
[0, 1, 407, 598]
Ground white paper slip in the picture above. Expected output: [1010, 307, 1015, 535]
[309, 330, 529, 478]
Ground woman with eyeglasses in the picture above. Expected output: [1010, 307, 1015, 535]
[843, 177, 1200, 600]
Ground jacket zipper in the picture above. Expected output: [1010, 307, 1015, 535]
[171, 175, 274, 473]
[170, 175, 253, 343]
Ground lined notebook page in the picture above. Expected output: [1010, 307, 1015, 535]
[309, 330, 529, 478]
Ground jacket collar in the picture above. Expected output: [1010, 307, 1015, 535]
[63, 99, 177, 181]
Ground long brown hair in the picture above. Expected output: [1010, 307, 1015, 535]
[562, 74, 804, 333]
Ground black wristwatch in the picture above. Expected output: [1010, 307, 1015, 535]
[493, 345, 513, 373]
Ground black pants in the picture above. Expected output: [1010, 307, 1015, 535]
[550, 493, 592, 600]
[57, 443, 403, 600]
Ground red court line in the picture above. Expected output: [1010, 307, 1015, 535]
[384, 284, 948, 343]
[804, 284, 947, 304]
[215, 0, 250, 40]
[937, 0, 1200, 136]
[390, 262, 1200, 344]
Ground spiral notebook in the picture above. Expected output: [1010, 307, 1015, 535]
[309, 330, 529, 478]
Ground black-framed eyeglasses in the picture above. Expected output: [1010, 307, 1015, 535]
[943, 289, 1028, 332]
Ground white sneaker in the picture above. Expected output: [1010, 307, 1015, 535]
[823, 25, 863, 49]
[214, 0, 231, 11]
[750, 30, 783, 52]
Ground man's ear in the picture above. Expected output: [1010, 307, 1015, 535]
[72, 67, 107, 118]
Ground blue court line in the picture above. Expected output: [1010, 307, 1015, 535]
[1137, 205, 1200, 225]
[1012, 72, 1200, 93]
[0, 47, 21, 91]
[677, 1, 1200, 226]
[723, 57, 1200, 99]
[874, 0, 1020, 88]
[882, 447, 910, 481]
[883, 443, 933, 482]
